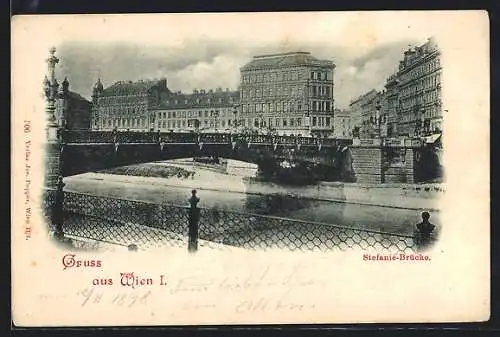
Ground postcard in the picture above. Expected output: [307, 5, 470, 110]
[11, 11, 490, 326]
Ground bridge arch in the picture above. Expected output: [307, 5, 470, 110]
[59, 130, 354, 182]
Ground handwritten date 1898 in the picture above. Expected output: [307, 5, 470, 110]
[77, 287, 151, 308]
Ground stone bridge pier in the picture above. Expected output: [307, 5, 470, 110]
[350, 138, 422, 184]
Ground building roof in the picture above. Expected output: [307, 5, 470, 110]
[349, 89, 379, 106]
[399, 37, 440, 71]
[67, 91, 91, 104]
[241, 52, 335, 71]
[101, 79, 169, 97]
[155, 89, 240, 110]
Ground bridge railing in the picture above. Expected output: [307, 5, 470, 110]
[115, 131, 157, 143]
[42, 189, 436, 253]
[61, 130, 115, 143]
[61, 130, 352, 147]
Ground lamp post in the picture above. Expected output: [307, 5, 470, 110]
[213, 110, 220, 133]
[305, 102, 312, 137]
[232, 108, 238, 132]
[370, 102, 385, 139]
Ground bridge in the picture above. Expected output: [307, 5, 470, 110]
[56, 130, 354, 178]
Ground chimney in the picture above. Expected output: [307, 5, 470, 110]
[200, 89, 205, 94]
[209, 89, 213, 93]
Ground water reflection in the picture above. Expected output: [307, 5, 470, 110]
[64, 159, 441, 237]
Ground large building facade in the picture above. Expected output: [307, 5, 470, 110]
[348, 89, 382, 138]
[396, 37, 442, 136]
[332, 109, 351, 138]
[239, 52, 336, 137]
[91, 78, 168, 131]
[153, 88, 239, 132]
[348, 37, 442, 139]
[91, 78, 239, 132]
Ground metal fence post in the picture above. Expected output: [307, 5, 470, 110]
[188, 189, 200, 253]
[53, 175, 65, 240]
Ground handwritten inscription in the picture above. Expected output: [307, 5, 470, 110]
[77, 287, 151, 307]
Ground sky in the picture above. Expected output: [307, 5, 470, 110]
[48, 14, 431, 110]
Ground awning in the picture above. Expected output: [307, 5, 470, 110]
[422, 133, 442, 144]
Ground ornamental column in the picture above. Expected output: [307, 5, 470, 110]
[43, 47, 62, 188]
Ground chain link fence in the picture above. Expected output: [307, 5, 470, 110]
[42, 188, 435, 253]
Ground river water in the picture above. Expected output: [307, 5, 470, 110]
[63, 159, 441, 236]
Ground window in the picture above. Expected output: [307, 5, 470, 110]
[312, 117, 317, 126]
[310, 72, 314, 80]
[276, 118, 280, 127]
[297, 118, 302, 126]
[326, 117, 331, 127]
